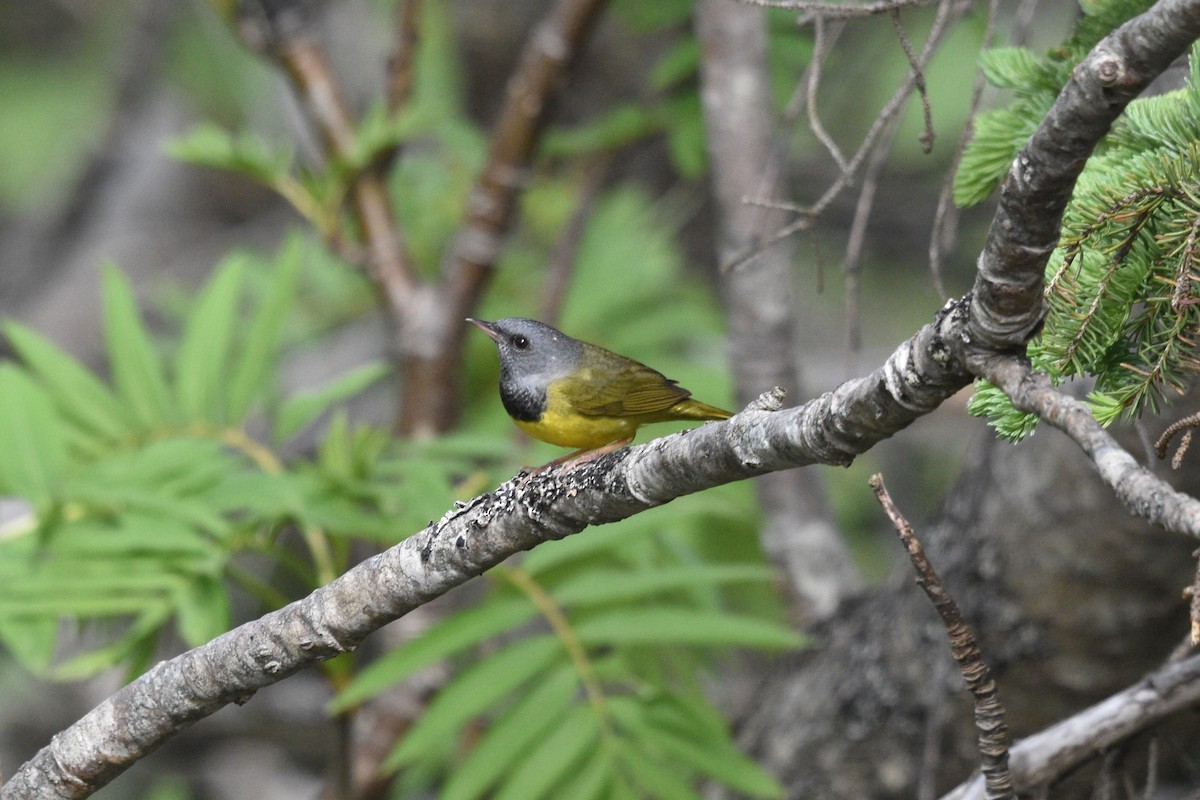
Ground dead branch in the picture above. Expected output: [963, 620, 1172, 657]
[940, 653, 1200, 800]
[871, 475, 1013, 800]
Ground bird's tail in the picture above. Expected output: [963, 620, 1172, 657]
[671, 398, 734, 421]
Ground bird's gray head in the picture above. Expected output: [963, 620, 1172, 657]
[467, 317, 582, 405]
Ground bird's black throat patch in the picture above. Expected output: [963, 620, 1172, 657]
[498, 378, 545, 423]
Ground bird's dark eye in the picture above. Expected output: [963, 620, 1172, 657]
[512, 335, 530, 350]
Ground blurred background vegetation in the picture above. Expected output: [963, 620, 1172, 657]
[0, 0, 1085, 797]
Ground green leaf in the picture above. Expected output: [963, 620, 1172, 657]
[168, 123, 292, 184]
[102, 264, 174, 426]
[273, 362, 390, 443]
[492, 705, 601, 800]
[542, 104, 660, 158]
[553, 564, 774, 607]
[0, 365, 68, 502]
[663, 94, 707, 178]
[617, 695, 784, 798]
[978, 47, 1041, 90]
[575, 607, 803, 650]
[4, 321, 131, 444]
[0, 569, 180, 617]
[521, 512, 669, 576]
[0, 616, 59, 673]
[651, 38, 699, 90]
[613, 738, 699, 800]
[173, 575, 231, 645]
[226, 240, 303, 421]
[384, 635, 562, 769]
[349, 102, 439, 169]
[333, 596, 538, 710]
[442, 665, 580, 800]
[174, 256, 245, 421]
[552, 746, 614, 800]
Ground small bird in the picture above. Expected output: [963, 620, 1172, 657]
[468, 317, 732, 467]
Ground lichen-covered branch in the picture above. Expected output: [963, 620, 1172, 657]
[0, 302, 974, 799]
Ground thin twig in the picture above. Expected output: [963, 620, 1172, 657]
[371, 0, 423, 177]
[842, 111, 902, 353]
[274, 37, 417, 309]
[929, 0, 999, 298]
[731, 0, 968, 270]
[870, 475, 1014, 800]
[387, 0, 421, 114]
[806, 18, 849, 173]
[1153, 409, 1200, 467]
[982, 356, 1200, 535]
[890, 8, 935, 154]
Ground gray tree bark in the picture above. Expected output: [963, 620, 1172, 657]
[696, 0, 863, 619]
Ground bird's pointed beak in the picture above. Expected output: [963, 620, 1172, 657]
[466, 318, 503, 343]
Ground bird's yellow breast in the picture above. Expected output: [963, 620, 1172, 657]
[515, 381, 638, 449]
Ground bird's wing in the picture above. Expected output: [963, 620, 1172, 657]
[566, 358, 691, 417]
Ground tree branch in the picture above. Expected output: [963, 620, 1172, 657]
[981, 357, 1200, 534]
[872, 475, 1014, 800]
[254, 12, 419, 311]
[940, 653, 1200, 800]
[0, 311, 974, 798]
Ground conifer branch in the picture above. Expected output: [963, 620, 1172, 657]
[967, 0, 1200, 351]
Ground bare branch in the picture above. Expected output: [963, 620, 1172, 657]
[731, 0, 968, 270]
[270, 32, 418, 308]
[871, 475, 1014, 800]
[982, 357, 1200, 535]
[386, 0, 421, 115]
[889, 8, 935, 154]
[929, 0, 999, 298]
[940, 653, 1200, 800]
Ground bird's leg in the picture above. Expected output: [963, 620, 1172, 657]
[562, 437, 633, 469]
[525, 437, 634, 478]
